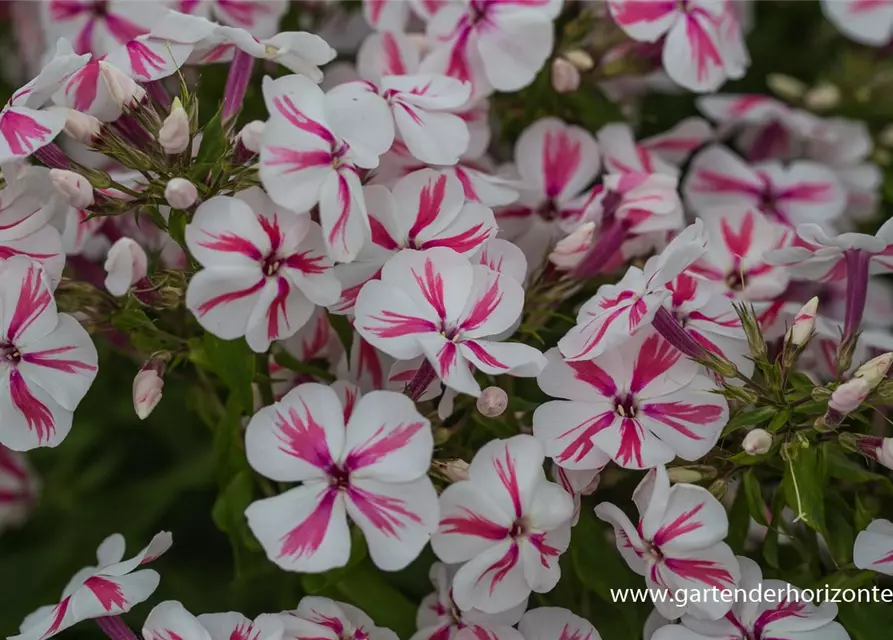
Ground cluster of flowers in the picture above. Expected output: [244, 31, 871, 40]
[2, 1, 893, 640]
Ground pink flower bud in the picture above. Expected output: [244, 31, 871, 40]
[104, 237, 148, 297]
[786, 297, 817, 346]
[165, 178, 198, 209]
[49, 169, 94, 208]
[549, 222, 595, 270]
[49, 106, 101, 144]
[239, 120, 265, 153]
[476, 386, 508, 417]
[829, 377, 870, 415]
[157, 97, 190, 154]
[551, 58, 580, 93]
[854, 352, 893, 390]
[742, 428, 773, 455]
[101, 63, 146, 109]
[133, 365, 164, 420]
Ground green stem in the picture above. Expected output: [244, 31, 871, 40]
[256, 353, 275, 407]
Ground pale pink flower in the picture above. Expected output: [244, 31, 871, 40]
[0, 40, 90, 163]
[822, 0, 893, 46]
[684, 145, 845, 228]
[178, 0, 288, 38]
[741, 428, 772, 455]
[431, 435, 574, 614]
[41, 1, 170, 56]
[549, 222, 595, 270]
[184, 189, 340, 353]
[607, 0, 748, 92]
[0, 258, 98, 452]
[653, 556, 847, 639]
[331, 169, 497, 314]
[0, 445, 39, 533]
[829, 377, 870, 415]
[477, 386, 508, 417]
[425, 0, 562, 94]
[244, 383, 437, 572]
[519, 607, 603, 640]
[280, 596, 398, 640]
[410, 562, 526, 640]
[535, 330, 728, 471]
[12, 532, 172, 640]
[598, 118, 713, 176]
[354, 247, 546, 397]
[595, 465, 740, 620]
[104, 237, 148, 297]
[259, 74, 391, 262]
[855, 519, 893, 576]
[158, 98, 190, 154]
[551, 58, 580, 93]
[143, 600, 284, 640]
[165, 178, 199, 209]
[133, 366, 164, 421]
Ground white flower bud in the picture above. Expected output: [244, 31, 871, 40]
[767, 73, 807, 101]
[876, 438, 893, 471]
[786, 297, 818, 346]
[49, 169, 94, 208]
[564, 49, 594, 71]
[829, 377, 870, 415]
[551, 58, 580, 94]
[476, 386, 508, 417]
[549, 222, 595, 270]
[742, 428, 773, 455]
[804, 83, 841, 111]
[157, 97, 190, 154]
[667, 467, 705, 484]
[101, 62, 146, 109]
[133, 366, 164, 420]
[879, 124, 893, 148]
[104, 237, 148, 297]
[164, 178, 198, 209]
[49, 107, 101, 144]
[239, 120, 265, 153]
[440, 459, 470, 483]
[854, 352, 893, 390]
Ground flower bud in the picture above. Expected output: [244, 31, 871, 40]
[742, 428, 773, 455]
[437, 459, 470, 483]
[239, 120, 265, 153]
[133, 362, 164, 420]
[564, 49, 594, 71]
[767, 73, 807, 101]
[157, 97, 190, 154]
[708, 479, 728, 500]
[667, 467, 705, 484]
[104, 237, 148, 297]
[549, 222, 594, 269]
[49, 168, 94, 208]
[476, 386, 508, 417]
[880, 124, 893, 148]
[854, 352, 893, 390]
[551, 58, 580, 93]
[165, 178, 198, 209]
[786, 297, 817, 347]
[829, 376, 870, 415]
[877, 438, 893, 470]
[804, 83, 841, 111]
[101, 62, 146, 109]
[49, 106, 101, 144]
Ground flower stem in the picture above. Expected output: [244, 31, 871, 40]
[256, 353, 275, 407]
[222, 50, 256, 123]
[843, 249, 871, 343]
[33, 143, 70, 169]
[406, 360, 437, 401]
[651, 306, 705, 359]
[95, 616, 139, 640]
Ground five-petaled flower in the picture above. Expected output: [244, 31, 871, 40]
[143, 600, 285, 640]
[244, 382, 438, 573]
[518, 607, 603, 640]
[431, 435, 575, 614]
[280, 596, 398, 640]
[595, 465, 740, 620]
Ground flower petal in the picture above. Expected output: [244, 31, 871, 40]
[451, 539, 527, 614]
[532, 401, 616, 471]
[185, 267, 266, 340]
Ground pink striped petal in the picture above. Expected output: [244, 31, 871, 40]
[532, 401, 616, 471]
[185, 267, 266, 341]
[392, 169, 467, 245]
[433, 481, 512, 563]
[72, 571, 161, 619]
[653, 544, 739, 620]
[683, 145, 762, 214]
[451, 539, 527, 614]
[0, 106, 66, 163]
[0, 257, 57, 347]
[518, 607, 600, 640]
[380, 247, 474, 325]
[319, 168, 369, 263]
[0, 225, 65, 288]
[143, 600, 212, 640]
[608, 0, 678, 41]
[854, 519, 893, 575]
[460, 340, 546, 378]
[646, 484, 728, 552]
[593, 502, 646, 574]
[468, 436, 544, 523]
[355, 280, 437, 360]
[357, 32, 421, 83]
[186, 196, 271, 269]
[456, 267, 523, 338]
[662, 9, 725, 92]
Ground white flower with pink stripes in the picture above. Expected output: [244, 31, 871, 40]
[411, 562, 526, 640]
[519, 608, 603, 640]
[684, 145, 846, 229]
[178, 0, 288, 38]
[855, 519, 893, 576]
[607, 0, 748, 92]
[143, 601, 285, 640]
[41, 0, 169, 56]
[354, 247, 546, 397]
[259, 74, 393, 262]
[0, 445, 39, 532]
[331, 169, 497, 314]
[0, 257, 99, 452]
[281, 596, 398, 640]
[244, 383, 437, 573]
[0, 40, 90, 163]
[431, 435, 574, 614]
[598, 118, 713, 176]
[534, 330, 728, 471]
[12, 532, 172, 640]
[821, 0, 893, 46]
[595, 465, 740, 620]
[184, 189, 340, 354]
[652, 556, 848, 639]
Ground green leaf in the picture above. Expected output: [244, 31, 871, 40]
[854, 493, 876, 533]
[824, 493, 855, 566]
[212, 393, 248, 482]
[767, 408, 792, 432]
[726, 482, 751, 554]
[167, 208, 189, 249]
[273, 350, 335, 382]
[333, 561, 417, 638]
[211, 470, 255, 576]
[327, 311, 354, 354]
[722, 406, 777, 436]
[763, 487, 788, 570]
[201, 334, 255, 410]
[743, 468, 769, 526]
[782, 445, 827, 534]
[301, 528, 368, 594]
[824, 442, 893, 492]
[190, 106, 227, 181]
[111, 307, 156, 332]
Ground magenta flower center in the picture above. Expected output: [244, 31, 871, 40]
[643, 539, 664, 563]
[1, 342, 21, 365]
[327, 464, 351, 489]
[614, 394, 637, 418]
[91, 1, 110, 16]
[262, 256, 282, 277]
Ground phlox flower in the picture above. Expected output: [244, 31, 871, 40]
[184, 189, 340, 354]
[597, 118, 713, 176]
[143, 600, 284, 640]
[0, 445, 39, 533]
[244, 383, 438, 573]
[595, 465, 740, 620]
[518, 607, 603, 640]
[280, 596, 398, 640]
[651, 556, 849, 639]
[13, 532, 172, 640]
[178, 0, 288, 38]
[331, 169, 497, 314]
[534, 329, 728, 471]
[410, 562, 525, 640]
[0, 257, 98, 452]
[40, 0, 169, 56]
[855, 519, 893, 576]
[354, 247, 546, 397]
[431, 435, 575, 614]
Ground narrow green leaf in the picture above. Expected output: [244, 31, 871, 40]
[202, 334, 255, 410]
[327, 311, 354, 354]
[722, 406, 777, 436]
[743, 469, 769, 526]
[190, 106, 227, 181]
[782, 445, 827, 534]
